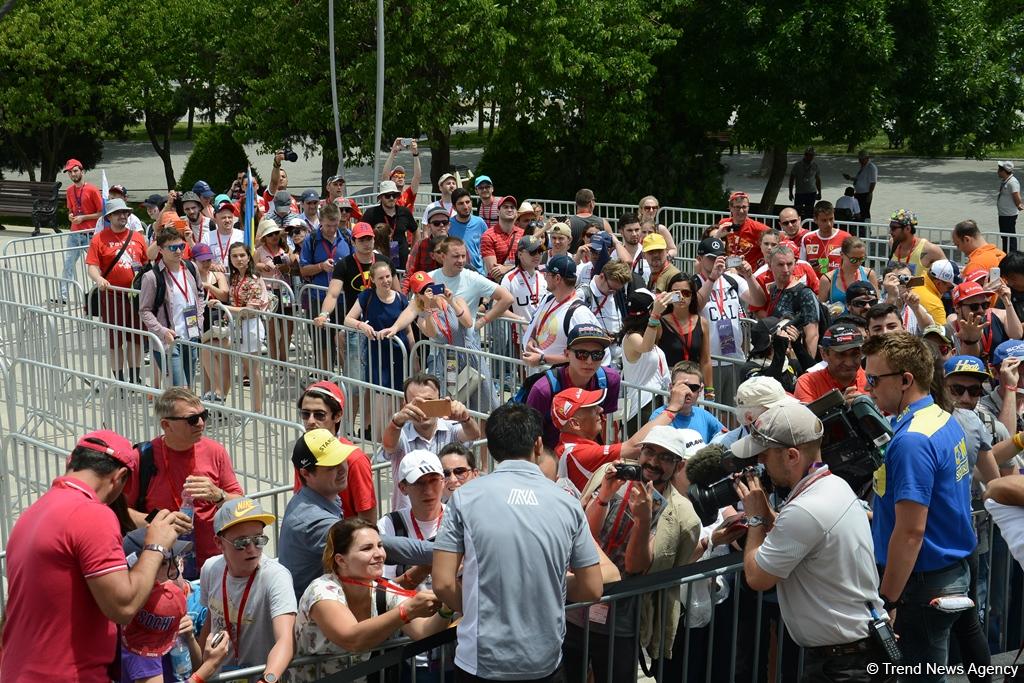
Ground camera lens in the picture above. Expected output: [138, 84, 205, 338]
[283, 149, 298, 163]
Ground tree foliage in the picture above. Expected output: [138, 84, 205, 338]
[177, 125, 255, 196]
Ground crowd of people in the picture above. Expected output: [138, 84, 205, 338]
[7, 151, 1024, 683]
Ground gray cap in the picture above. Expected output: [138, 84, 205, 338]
[378, 180, 400, 196]
[732, 404, 824, 459]
[300, 190, 319, 203]
[180, 191, 202, 206]
[425, 205, 450, 221]
[213, 496, 276, 535]
[518, 235, 545, 253]
[103, 198, 132, 217]
[273, 190, 293, 207]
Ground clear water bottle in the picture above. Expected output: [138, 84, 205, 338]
[169, 635, 192, 681]
[179, 491, 197, 579]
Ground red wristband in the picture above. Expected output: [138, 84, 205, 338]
[190, 674, 207, 683]
[398, 603, 412, 623]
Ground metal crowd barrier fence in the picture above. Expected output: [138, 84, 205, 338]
[1, 229, 79, 256]
[409, 337, 528, 410]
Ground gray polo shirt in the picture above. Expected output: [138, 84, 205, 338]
[434, 459, 600, 679]
[278, 486, 342, 600]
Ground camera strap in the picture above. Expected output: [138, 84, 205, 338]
[783, 463, 831, 506]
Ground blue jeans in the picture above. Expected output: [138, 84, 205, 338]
[62, 231, 91, 296]
[895, 558, 970, 682]
[153, 343, 197, 387]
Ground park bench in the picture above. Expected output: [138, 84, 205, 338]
[706, 130, 739, 155]
[0, 179, 62, 233]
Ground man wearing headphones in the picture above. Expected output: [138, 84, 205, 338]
[863, 332, 976, 682]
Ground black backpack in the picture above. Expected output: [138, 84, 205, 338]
[132, 441, 157, 512]
[510, 363, 609, 404]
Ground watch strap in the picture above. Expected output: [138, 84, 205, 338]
[143, 544, 171, 560]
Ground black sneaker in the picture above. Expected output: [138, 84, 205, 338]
[242, 375, 251, 387]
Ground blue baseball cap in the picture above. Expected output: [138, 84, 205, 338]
[943, 355, 990, 380]
[474, 175, 493, 188]
[993, 340, 1024, 367]
[192, 180, 214, 198]
[300, 190, 319, 203]
[589, 231, 613, 251]
[544, 254, 577, 279]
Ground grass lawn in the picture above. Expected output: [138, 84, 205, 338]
[796, 130, 1024, 159]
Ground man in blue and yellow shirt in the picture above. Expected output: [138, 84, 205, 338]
[863, 332, 976, 682]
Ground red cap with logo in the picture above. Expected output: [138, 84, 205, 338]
[301, 380, 345, 412]
[952, 281, 990, 306]
[121, 580, 187, 657]
[74, 430, 139, 471]
[352, 222, 374, 240]
[551, 387, 607, 429]
[409, 271, 434, 294]
[63, 159, 83, 172]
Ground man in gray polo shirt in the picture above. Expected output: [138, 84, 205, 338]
[278, 429, 355, 600]
[731, 404, 895, 682]
[433, 403, 603, 682]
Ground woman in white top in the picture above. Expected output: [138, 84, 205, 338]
[293, 519, 451, 683]
[619, 288, 669, 436]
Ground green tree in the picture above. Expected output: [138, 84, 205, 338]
[0, 0, 129, 180]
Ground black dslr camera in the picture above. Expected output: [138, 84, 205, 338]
[281, 148, 299, 163]
[688, 461, 771, 526]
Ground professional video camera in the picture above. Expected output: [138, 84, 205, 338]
[808, 389, 891, 497]
[686, 390, 891, 524]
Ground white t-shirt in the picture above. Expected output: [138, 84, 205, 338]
[999, 175, 1021, 216]
[520, 291, 600, 357]
[853, 161, 878, 194]
[163, 265, 194, 339]
[835, 195, 861, 216]
[500, 267, 547, 321]
[429, 267, 497, 319]
[205, 228, 245, 267]
[698, 274, 748, 361]
[581, 279, 622, 337]
[754, 469, 881, 648]
[986, 499, 1024, 568]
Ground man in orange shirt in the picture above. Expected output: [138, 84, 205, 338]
[794, 323, 869, 403]
[954, 219, 1006, 281]
[715, 191, 770, 269]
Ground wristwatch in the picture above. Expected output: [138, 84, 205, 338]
[143, 544, 171, 560]
[746, 516, 767, 528]
[260, 675, 278, 683]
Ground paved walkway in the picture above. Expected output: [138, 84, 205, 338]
[3, 142, 1015, 237]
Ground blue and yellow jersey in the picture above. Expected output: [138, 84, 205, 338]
[871, 396, 976, 570]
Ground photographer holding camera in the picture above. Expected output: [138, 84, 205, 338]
[730, 403, 895, 683]
[565, 426, 701, 681]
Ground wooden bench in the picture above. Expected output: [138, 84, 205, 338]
[0, 179, 63, 233]
[706, 130, 739, 155]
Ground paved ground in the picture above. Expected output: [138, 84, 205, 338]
[4, 141, 1014, 236]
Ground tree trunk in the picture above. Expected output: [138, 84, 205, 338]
[321, 143, 340, 195]
[187, 106, 195, 140]
[488, 101, 496, 138]
[430, 126, 451, 189]
[758, 145, 789, 214]
[755, 147, 774, 177]
[477, 92, 485, 137]
[143, 113, 176, 189]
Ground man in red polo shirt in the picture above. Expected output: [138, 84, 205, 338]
[554, 381, 689, 493]
[716, 191, 770, 270]
[1, 430, 188, 683]
[57, 158, 104, 301]
[123, 388, 243, 578]
[794, 323, 869, 403]
[481, 194, 523, 282]
[295, 380, 378, 522]
[800, 200, 852, 278]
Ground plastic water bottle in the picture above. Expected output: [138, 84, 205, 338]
[169, 635, 192, 681]
[180, 491, 197, 579]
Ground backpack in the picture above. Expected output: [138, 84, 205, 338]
[132, 441, 157, 512]
[510, 363, 608, 404]
[385, 510, 410, 576]
[132, 260, 199, 311]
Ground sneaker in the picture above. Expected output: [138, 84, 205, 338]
[242, 375, 250, 387]
[48, 297, 68, 306]
[201, 391, 218, 402]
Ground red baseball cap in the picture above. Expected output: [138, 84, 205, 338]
[63, 159, 83, 172]
[214, 200, 238, 216]
[352, 222, 374, 240]
[498, 195, 518, 208]
[409, 270, 434, 294]
[952, 281, 990, 306]
[121, 580, 186, 657]
[301, 380, 345, 412]
[75, 430, 138, 471]
[551, 388, 607, 429]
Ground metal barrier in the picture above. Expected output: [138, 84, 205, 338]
[409, 337, 527, 411]
[1, 229, 79, 256]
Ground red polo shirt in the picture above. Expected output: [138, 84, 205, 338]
[718, 217, 770, 269]
[66, 182, 104, 232]
[555, 433, 623, 493]
[480, 225, 524, 275]
[1, 476, 128, 682]
[794, 366, 868, 403]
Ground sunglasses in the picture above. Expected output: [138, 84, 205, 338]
[849, 298, 877, 308]
[780, 218, 800, 226]
[166, 243, 187, 253]
[300, 409, 330, 422]
[848, 256, 865, 265]
[572, 349, 604, 361]
[642, 205, 659, 211]
[443, 467, 472, 478]
[382, 193, 400, 200]
[948, 383, 984, 397]
[683, 382, 703, 393]
[165, 410, 209, 426]
[430, 220, 451, 227]
[865, 372, 903, 388]
[642, 445, 681, 464]
[228, 534, 269, 551]
[962, 302, 990, 313]
[338, 207, 352, 213]
[676, 290, 693, 298]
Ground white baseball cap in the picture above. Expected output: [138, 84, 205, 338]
[398, 449, 444, 484]
[640, 426, 706, 460]
[929, 259, 956, 284]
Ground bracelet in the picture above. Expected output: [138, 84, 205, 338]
[539, 353, 546, 365]
[190, 674, 207, 683]
[438, 605, 455, 620]
[595, 498, 610, 507]
[412, 154, 419, 157]
[662, 409, 678, 420]
[647, 318, 661, 328]
[391, 417, 403, 429]
[1014, 432, 1024, 451]
[650, 313, 662, 320]
[398, 603, 412, 623]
